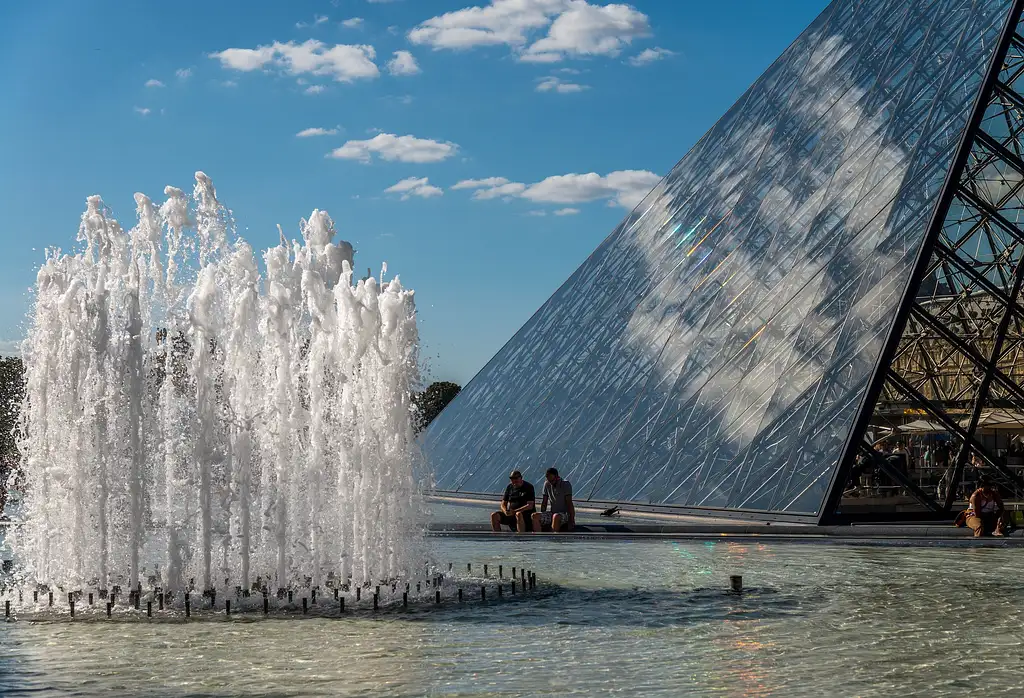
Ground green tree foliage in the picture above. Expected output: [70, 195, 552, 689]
[411, 381, 461, 434]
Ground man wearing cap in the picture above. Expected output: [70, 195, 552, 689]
[491, 470, 536, 533]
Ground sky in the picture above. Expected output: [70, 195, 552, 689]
[0, 0, 828, 385]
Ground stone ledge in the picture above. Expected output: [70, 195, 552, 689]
[427, 522, 1024, 542]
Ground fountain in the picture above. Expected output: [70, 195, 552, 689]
[7, 172, 427, 600]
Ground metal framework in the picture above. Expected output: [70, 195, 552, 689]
[826, 0, 1024, 522]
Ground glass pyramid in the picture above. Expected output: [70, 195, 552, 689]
[423, 0, 1023, 521]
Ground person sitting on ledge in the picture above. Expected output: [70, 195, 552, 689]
[491, 470, 535, 533]
[965, 476, 1008, 537]
[532, 467, 574, 533]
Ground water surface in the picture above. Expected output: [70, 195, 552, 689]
[2, 538, 1021, 697]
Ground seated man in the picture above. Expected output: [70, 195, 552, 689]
[491, 470, 535, 532]
[966, 476, 1008, 537]
[532, 467, 574, 533]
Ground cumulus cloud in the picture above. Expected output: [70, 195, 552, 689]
[536, 75, 588, 93]
[175, 68, 192, 79]
[387, 50, 421, 76]
[296, 127, 339, 137]
[454, 169, 661, 208]
[409, 0, 649, 63]
[296, 15, 330, 28]
[473, 181, 527, 200]
[134, 106, 151, 116]
[305, 85, 326, 94]
[628, 46, 674, 66]
[342, 17, 364, 28]
[385, 176, 444, 199]
[554, 207, 579, 215]
[145, 78, 164, 88]
[211, 40, 379, 82]
[522, 1, 649, 62]
[451, 177, 512, 189]
[327, 133, 458, 163]
[524, 170, 661, 208]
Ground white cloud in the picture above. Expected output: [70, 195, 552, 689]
[305, 85, 326, 94]
[451, 177, 527, 199]
[387, 50, 421, 76]
[536, 75, 588, 93]
[554, 207, 579, 215]
[628, 46, 674, 66]
[211, 40, 379, 82]
[327, 133, 457, 163]
[145, 78, 164, 88]
[409, 0, 649, 63]
[297, 15, 330, 28]
[0, 339, 21, 356]
[455, 169, 660, 208]
[296, 127, 339, 137]
[523, 2, 649, 62]
[385, 176, 444, 199]
[176, 68, 192, 79]
[476, 182, 527, 199]
[409, 0, 560, 49]
[523, 170, 661, 208]
[342, 17, 364, 28]
[134, 106, 151, 116]
[527, 210, 547, 216]
[451, 176, 511, 189]
[222, 80, 238, 87]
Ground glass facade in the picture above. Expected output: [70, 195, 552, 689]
[423, 0, 1018, 519]
[841, 7, 1024, 518]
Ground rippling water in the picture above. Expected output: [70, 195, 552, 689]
[2, 538, 1022, 697]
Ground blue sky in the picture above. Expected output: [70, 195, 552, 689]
[0, 0, 827, 384]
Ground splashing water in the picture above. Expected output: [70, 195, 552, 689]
[10, 172, 426, 595]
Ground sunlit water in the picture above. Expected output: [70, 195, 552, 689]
[2, 534, 1022, 697]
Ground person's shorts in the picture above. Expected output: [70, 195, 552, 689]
[497, 511, 533, 531]
[537, 511, 572, 531]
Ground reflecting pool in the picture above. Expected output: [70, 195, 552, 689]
[2, 536, 1022, 697]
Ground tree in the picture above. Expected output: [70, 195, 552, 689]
[411, 381, 461, 434]
[0, 356, 24, 514]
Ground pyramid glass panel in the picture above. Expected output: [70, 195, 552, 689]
[424, 0, 1021, 520]
[841, 7, 1024, 519]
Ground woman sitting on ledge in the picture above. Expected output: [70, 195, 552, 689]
[965, 477, 1008, 537]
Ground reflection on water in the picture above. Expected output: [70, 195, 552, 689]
[2, 540, 1022, 697]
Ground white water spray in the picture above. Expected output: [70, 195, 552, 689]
[12, 173, 425, 594]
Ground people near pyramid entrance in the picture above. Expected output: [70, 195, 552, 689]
[963, 477, 1008, 537]
[532, 467, 575, 533]
[491, 470, 536, 533]
[890, 442, 910, 472]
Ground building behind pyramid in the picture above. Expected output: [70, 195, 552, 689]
[424, 0, 1024, 523]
